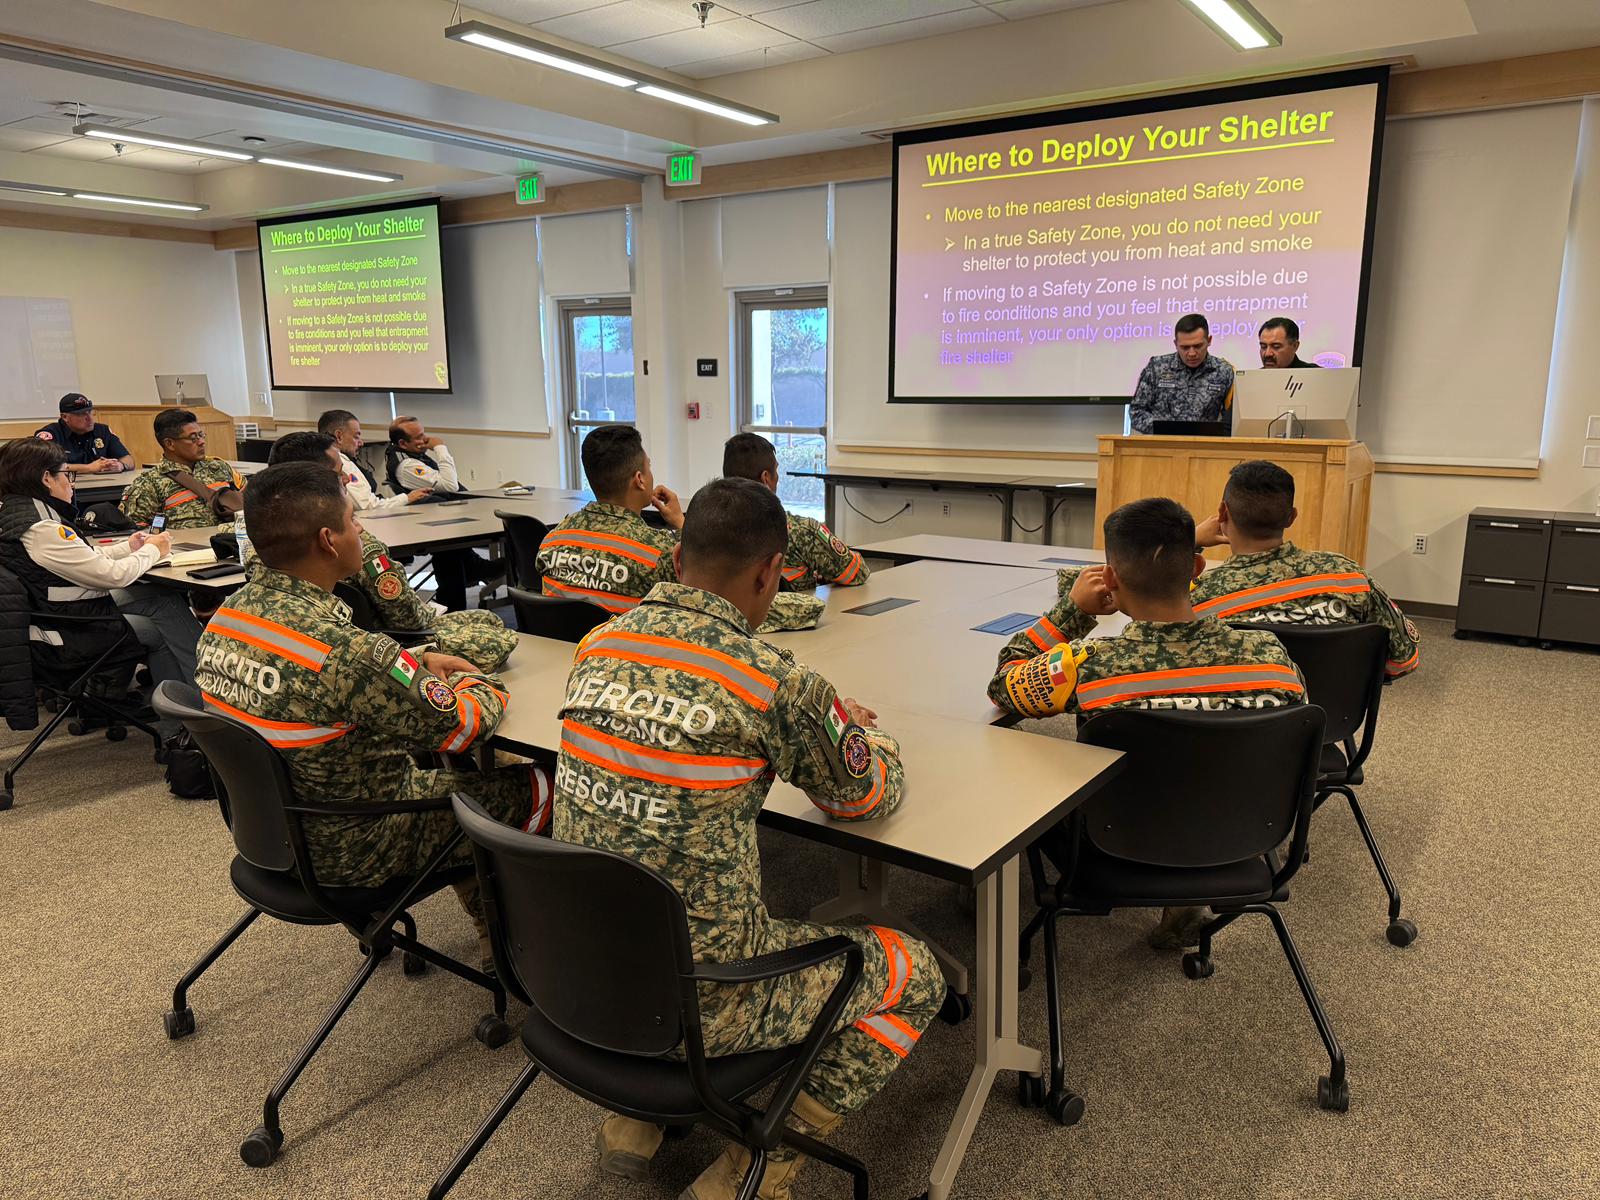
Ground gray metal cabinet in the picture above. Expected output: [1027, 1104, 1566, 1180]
[1456, 509, 1553, 639]
[1539, 514, 1600, 646]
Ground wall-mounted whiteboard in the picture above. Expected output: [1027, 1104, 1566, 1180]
[0, 297, 80, 420]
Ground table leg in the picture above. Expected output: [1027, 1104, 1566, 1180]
[1000, 491, 1014, 543]
[807, 854, 969, 994]
[925, 856, 1040, 1200]
[825, 481, 838, 535]
[1042, 492, 1055, 545]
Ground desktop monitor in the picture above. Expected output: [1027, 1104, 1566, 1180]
[1234, 368, 1360, 438]
[155, 374, 211, 407]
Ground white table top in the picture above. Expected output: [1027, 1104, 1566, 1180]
[73, 459, 265, 498]
[857, 533, 1104, 571]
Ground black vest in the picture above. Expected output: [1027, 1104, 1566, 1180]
[0, 494, 130, 672]
[385, 445, 464, 495]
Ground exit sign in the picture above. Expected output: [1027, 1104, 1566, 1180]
[666, 151, 700, 188]
[515, 174, 544, 205]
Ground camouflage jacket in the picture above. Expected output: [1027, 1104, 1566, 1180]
[194, 567, 513, 884]
[1189, 542, 1420, 679]
[1129, 351, 1236, 434]
[780, 512, 869, 590]
[988, 568, 1305, 718]
[553, 582, 904, 968]
[536, 501, 678, 614]
[119, 457, 244, 529]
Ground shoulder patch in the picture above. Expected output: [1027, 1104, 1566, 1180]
[376, 571, 404, 600]
[420, 677, 456, 712]
[388, 647, 419, 687]
[828, 534, 849, 556]
[1403, 617, 1421, 642]
[35, 430, 52, 441]
[841, 728, 872, 778]
[57, 526, 77, 541]
[368, 633, 402, 668]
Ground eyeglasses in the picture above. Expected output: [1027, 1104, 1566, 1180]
[171, 432, 207, 443]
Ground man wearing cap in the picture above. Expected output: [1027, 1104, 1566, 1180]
[34, 394, 134, 475]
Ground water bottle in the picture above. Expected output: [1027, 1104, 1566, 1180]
[234, 511, 251, 562]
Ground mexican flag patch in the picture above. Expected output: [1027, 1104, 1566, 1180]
[389, 648, 419, 687]
[824, 697, 850, 746]
[366, 554, 395, 579]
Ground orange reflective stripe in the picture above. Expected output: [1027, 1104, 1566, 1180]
[581, 631, 776, 693]
[1193, 572, 1370, 618]
[782, 565, 808, 582]
[542, 577, 639, 613]
[853, 1015, 915, 1058]
[201, 692, 350, 747]
[1385, 647, 1420, 676]
[1025, 614, 1064, 652]
[163, 490, 198, 509]
[1076, 663, 1304, 711]
[561, 719, 768, 791]
[869, 926, 913, 1010]
[439, 692, 482, 754]
[811, 754, 887, 818]
[208, 608, 332, 672]
[832, 553, 863, 585]
[456, 676, 508, 707]
[576, 631, 778, 710]
[542, 529, 663, 566]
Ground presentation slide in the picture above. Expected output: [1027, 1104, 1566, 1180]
[258, 199, 452, 393]
[891, 71, 1385, 402]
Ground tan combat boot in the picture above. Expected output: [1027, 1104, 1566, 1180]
[1147, 905, 1209, 951]
[449, 879, 495, 975]
[596, 1115, 665, 1181]
[678, 1092, 843, 1200]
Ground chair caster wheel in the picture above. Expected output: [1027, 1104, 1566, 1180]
[163, 1006, 195, 1040]
[1046, 1088, 1085, 1126]
[240, 1124, 283, 1167]
[106, 725, 127, 742]
[1385, 918, 1418, 947]
[68, 720, 87, 736]
[1317, 1074, 1350, 1112]
[402, 952, 427, 976]
[938, 987, 972, 1025]
[475, 1014, 513, 1049]
[1017, 1072, 1045, 1108]
[1017, 965, 1032, 992]
[0, 789, 12, 812]
[1181, 952, 1214, 980]
[1452, 630, 1471, 640]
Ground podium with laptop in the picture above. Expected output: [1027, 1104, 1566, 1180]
[1101, 368, 1373, 562]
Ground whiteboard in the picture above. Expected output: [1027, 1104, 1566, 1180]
[0, 297, 81, 420]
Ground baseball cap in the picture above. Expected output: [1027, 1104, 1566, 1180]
[59, 393, 92, 414]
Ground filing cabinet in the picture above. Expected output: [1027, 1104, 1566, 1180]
[1540, 514, 1600, 647]
[1455, 508, 1600, 647]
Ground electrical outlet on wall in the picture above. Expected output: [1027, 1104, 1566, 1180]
[1413, 535, 1428, 555]
[1584, 445, 1600, 468]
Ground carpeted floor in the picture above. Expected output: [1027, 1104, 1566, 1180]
[1, 617, 1596, 1199]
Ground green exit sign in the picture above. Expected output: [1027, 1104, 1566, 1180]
[666, 151, 700, 188]
[515, 174, 544, 205]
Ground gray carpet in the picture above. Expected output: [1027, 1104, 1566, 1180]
[1, 617, 1597, 1199]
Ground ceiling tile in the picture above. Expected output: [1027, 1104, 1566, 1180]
[26, 137, 127, 162]
[714, 1, 821, 12]
[758, 0, 977, 39]
[470, 0, 613, 25]
[674, 40, 828, 77]
[0, 128, 72, 152]
[812, 6, 999, 52]
[987, 0, 1122, 18]
[611, 20, 798, 67]
[536, 0, 730, 45]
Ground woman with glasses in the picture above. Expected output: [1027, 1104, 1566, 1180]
[118, 408, 246, 530]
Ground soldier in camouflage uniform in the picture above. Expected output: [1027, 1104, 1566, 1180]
[989, 497, 1304, 950]
[1129, 313, 1236, 435]
[1190, 460, 1420, 678]
[722, 433, 869, 590]
[556, 477, 941, 1200]
[265, 432, 516, 670]
[194, 463, 545, 937]
[119, 408, 245, 529]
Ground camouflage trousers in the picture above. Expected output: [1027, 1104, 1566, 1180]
[696, 918, 943, 1117]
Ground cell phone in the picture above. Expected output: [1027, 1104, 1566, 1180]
[186, 562, 243, 580]
[148, 514, 167, 532]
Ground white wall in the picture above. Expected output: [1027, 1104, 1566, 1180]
[1, 226, 248, 417]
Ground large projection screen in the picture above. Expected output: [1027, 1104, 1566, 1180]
[258, 198, 453, 393]
[891, 68, 1388, 404]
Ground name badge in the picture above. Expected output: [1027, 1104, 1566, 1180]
[94, 438, 104, 449]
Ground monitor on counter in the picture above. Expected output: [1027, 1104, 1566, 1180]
[155, 374, 211, 406]
[1234, 367, 1359, 438]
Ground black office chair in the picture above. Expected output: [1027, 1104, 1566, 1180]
[151, 682, 514, 1169]
[429, 793, 871, 1200]
[1017, 706, 1349, 1120]
[1233, 622, 1416, 947]
[331, 581, 438, 646]
[237, 437, 277, 464]
[0, 566, 161, 811]
[508, 586, 610, 642]
[494, 510, 550, 590]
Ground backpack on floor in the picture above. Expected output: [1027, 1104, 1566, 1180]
[164, 729, 217, 800]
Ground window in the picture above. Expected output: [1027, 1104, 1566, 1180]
[737, 288, 828, 522]
[559, 300, 634, 490]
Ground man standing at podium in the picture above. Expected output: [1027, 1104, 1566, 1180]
[1129, 313, 1235, 434]
[1258, 317, 1321, 370]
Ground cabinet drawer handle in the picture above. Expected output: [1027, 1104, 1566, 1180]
[1483, 577, 1520, 586]
[1487, 521, 1523, 529]
[1561, 585, 1600, 593]
[1573, 527, 1600, 535]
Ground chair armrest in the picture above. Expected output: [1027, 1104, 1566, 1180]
[692, 936, 857, 985]
[27, 611, 133, 625]
[372, 627, 436, 644]
[283, 796, 452, 818]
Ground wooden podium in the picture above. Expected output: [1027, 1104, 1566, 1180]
[1094, 435, 1373, 563]
[90, 404, 237, 466]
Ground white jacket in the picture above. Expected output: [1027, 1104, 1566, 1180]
[394, 443, 459, 493]
[339, 452, 410, 511]
[22, 519, 161, 597]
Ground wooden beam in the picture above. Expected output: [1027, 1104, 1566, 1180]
[1389, 45, 1600, 117]
[665, 145, 892, 201]
[0, 207, 215, 245]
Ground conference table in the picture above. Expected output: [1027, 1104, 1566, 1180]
[487, 559, 1129, 1199]
[72, 459, 265, 504]
[858, 533, 1105, 571]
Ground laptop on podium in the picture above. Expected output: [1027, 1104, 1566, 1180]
[1234, 367, 1360, 438]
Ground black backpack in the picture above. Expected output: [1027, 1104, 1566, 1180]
[164, 729, 217, 800]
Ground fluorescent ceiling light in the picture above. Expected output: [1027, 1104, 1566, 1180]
[0, 179, 70, 197]
[445, 21, 639, 88]
[72, 191, 207, 212]
[1181, 0, 1282, 50]
[634, 85, 773, 127]
[257, 156, 402, 182]
[74, 123, 255, 161]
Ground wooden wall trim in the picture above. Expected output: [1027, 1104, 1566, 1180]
[1373, 461, 1541, 479]
[1388, 45, 1600, 118]
[836, 442, 1096, 463]
[0, 207, 215, 245]
[272, 418, 550, 439]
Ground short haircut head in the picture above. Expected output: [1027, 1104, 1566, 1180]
[1223, 460, 1296, 539]
[388, 416, 417, 445]
[1259, 317, 1300, 341]
[154, 408, 197, 445]
[317, 409, 359, 437]
[581, 424, 646, 498]
[0, 438, 65, 500]
[680, 477, 788, 577]
[1173, 313, 1209, 337]
[268, 430, 338, 468]
[722, 432, 778, 482]
[244, 462, 349, 569]
[1103, 497, 1196, 598]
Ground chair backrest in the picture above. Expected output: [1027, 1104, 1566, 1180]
[152, 680, 297, 873]
[508, 586, 609, 642]
[494, 511, 550, 590]
[1232, 622, 1385, 750]
[1076, 706, 1325, 868]
[237, 438, 276, 464]
[453, 793, 692, 1056]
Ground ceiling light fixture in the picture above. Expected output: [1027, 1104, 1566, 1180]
[71, 191, 207, 212]
[444, 21, 640, 87]
[73, 124, 255, 161]
[0, 179, 70, 197]
[256, 156, 403, 183]
[634, 84, 773, 126]
[1179, 0, 1282, 50]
